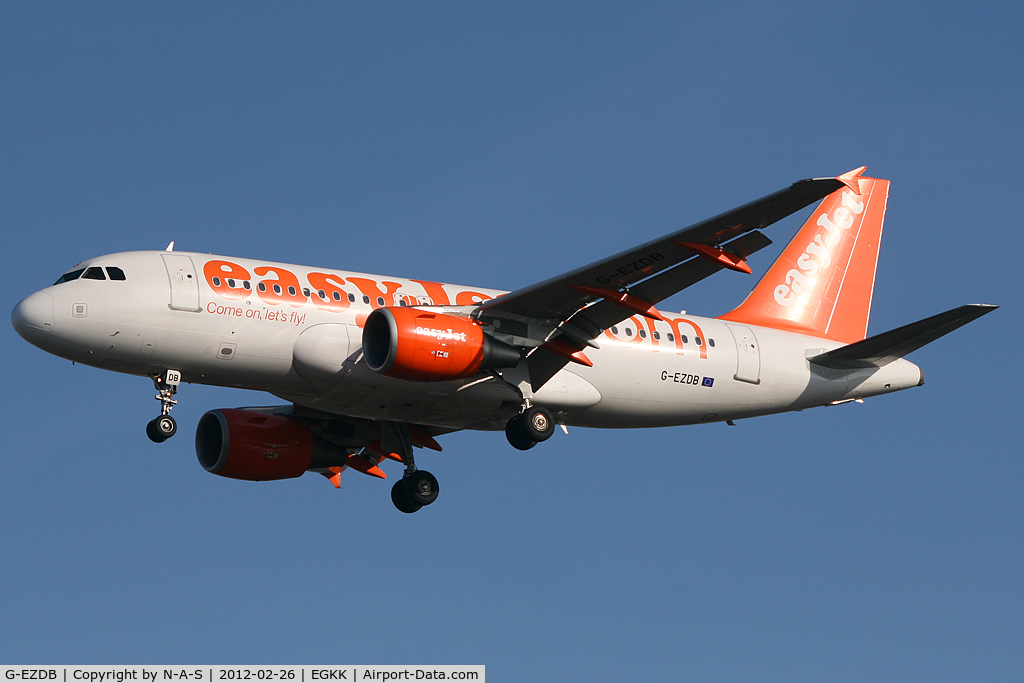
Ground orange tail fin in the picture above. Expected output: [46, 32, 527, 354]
[719, 168, 889, 343]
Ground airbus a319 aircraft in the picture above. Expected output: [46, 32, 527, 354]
[12, 168, 996, 512]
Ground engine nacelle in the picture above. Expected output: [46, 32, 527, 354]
[362, 307, 522, 381]
[195, 409, 314, 481]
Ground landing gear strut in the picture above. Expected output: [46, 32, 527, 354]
[505, 405, 555, 451]
[147, 370, 181, 443]
[386, 423, 440, 514]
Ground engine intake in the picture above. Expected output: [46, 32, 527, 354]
[362, 307, 521, 381]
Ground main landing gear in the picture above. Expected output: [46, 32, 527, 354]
[391, 469, 440, 514]
[505, 405, 555, 451]
[146, 370, 181, 443]
[387, 424, 440, 514]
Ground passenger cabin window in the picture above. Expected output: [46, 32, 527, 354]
[53, 268, 86, 285]
[82, 267, 106, 280]
[106, 267, 126, 280]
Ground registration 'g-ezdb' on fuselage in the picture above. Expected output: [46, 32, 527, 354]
[12, 168, 997, 513]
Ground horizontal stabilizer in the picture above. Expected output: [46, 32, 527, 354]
[808, 304, 997, 369]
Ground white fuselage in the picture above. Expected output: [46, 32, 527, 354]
[13, 250, 923, 431]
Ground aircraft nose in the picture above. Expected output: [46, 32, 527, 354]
[11, 290, 54, 342]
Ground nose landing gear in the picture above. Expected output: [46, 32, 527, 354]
[505, 405, 555, 451]
[146, 414, 177, 442]
[147, 370, 181, 443]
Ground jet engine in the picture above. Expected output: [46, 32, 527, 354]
[362, 307, 521, 381]
[195, 408, 341, 481]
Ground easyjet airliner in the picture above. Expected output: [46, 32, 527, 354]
[11, 168, 996, 512]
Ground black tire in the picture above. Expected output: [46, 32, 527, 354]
[409, 470, 440, 506]
[391, 478, 422, 514]
[153, 415, 177, 439]
[505, 416, 536, 451]
[146, 419, 166, 444]
[522, 406, 555, 442]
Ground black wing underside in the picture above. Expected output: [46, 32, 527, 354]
[476, 176, 844, 322]
[473, 175, 847, 387]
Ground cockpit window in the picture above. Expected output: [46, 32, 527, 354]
[106, 267, 126, 280]
[82, 267, 107, 280]
[53, 268, 86, 285]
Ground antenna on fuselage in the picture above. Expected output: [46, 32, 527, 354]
[165, 241, 175, 252]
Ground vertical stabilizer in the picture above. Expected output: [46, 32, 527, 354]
[719, 168, 889, 343]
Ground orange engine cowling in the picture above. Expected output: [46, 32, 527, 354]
[195, 409, 315, 481]
[362, 307, 521, 381]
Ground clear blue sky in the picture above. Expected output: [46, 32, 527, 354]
[2, 2, 1021, 680]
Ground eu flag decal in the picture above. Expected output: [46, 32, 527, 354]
[701, 377, 714, 387]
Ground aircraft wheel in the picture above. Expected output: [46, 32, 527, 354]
[146, 420, 166, 443]
[505, 416, 536, 451]
[522, 406, 555, 442]
[391, 478, 422, 514]
[147, 415, 176, 443]
[152, 415, 177, 440]
[409, 470, 440, 506]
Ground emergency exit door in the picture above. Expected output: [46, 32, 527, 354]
[162, 254, 201, 312]
[726, 323, 761, 384]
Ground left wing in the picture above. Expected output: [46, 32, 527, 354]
[472, 169, 863, 386]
